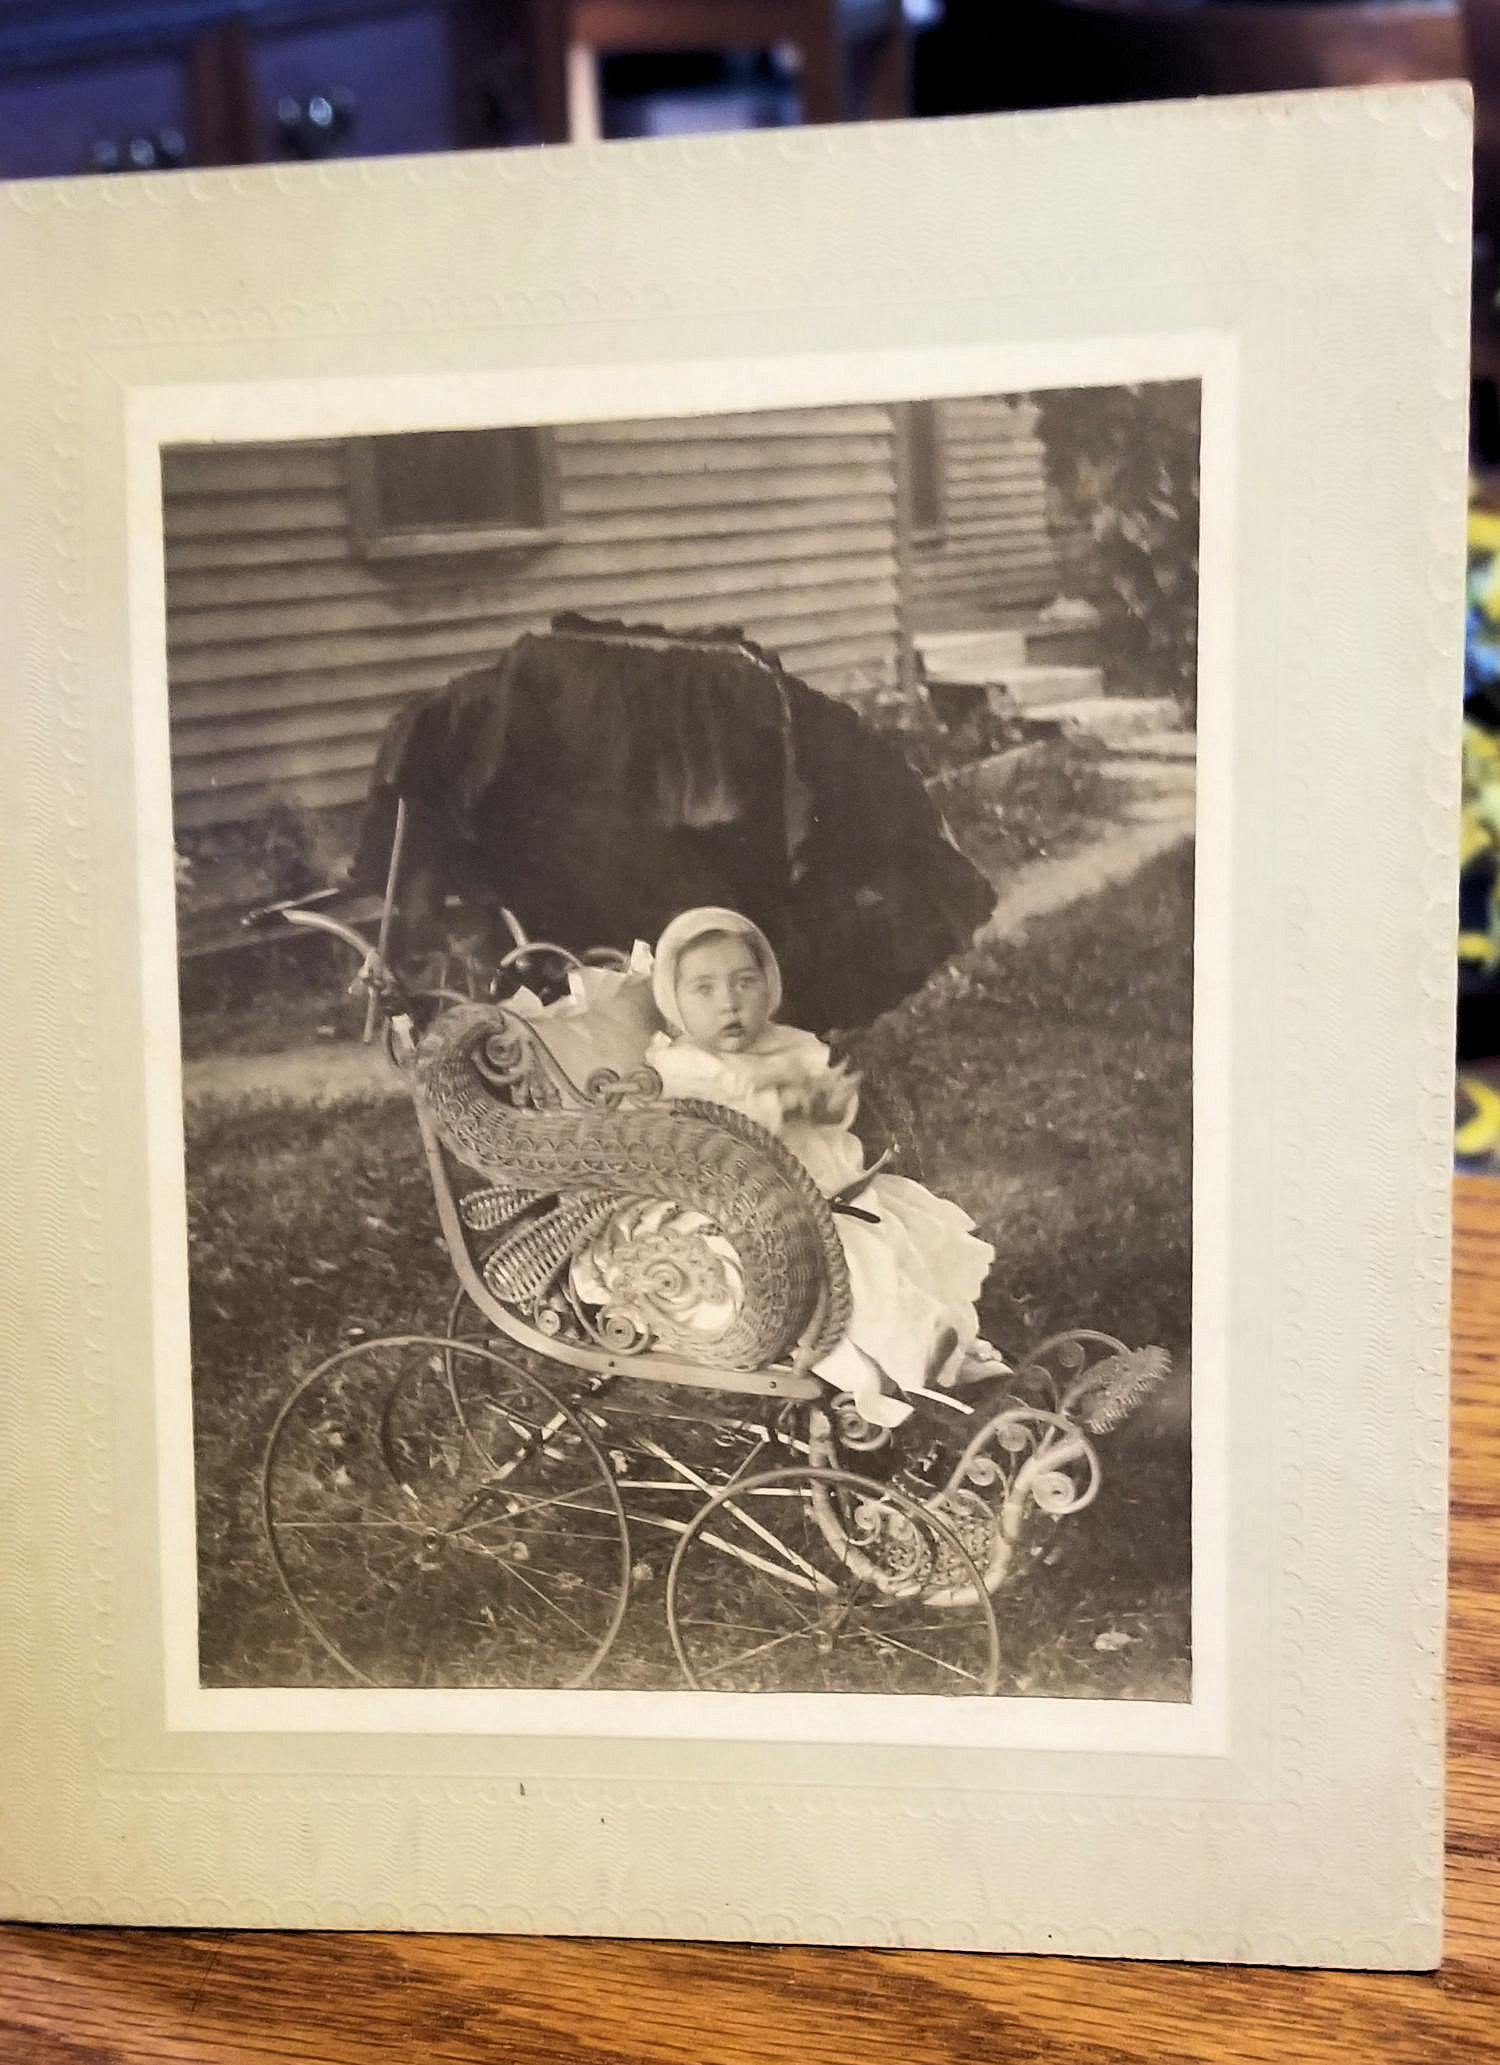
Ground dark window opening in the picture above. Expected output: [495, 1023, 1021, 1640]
[905, 399, 945, 540]
[348, 426, 559, 557]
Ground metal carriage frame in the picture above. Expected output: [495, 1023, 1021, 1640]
[254, 825, 1167, 1697]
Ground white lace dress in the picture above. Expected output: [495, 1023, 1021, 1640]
[647, 1026, 994, 1424]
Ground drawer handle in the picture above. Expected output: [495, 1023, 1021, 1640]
[84, 128, 187, 175]
[276, 89, 357, 158]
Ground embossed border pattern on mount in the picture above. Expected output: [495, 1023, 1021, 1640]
[0, 88, 1466, 1957]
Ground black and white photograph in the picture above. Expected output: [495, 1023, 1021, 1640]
[170, 382, 1199, 1701]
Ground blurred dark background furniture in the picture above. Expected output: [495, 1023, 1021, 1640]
[531, 0, 908, 141]
[1465, 0, 1500, 413]
[920, 0, 1463, 114]
[913, 0, 1499, 456]
[0, 0, 534, 177]
[0, 0, 915, 174]
[0, 0, 1477, 170]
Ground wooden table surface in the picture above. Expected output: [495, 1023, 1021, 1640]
[3, 1178, 1498, 2064]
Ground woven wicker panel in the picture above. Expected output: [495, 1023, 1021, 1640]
[418, 1003, 851, 1366]
[480, 1191, 619, 1306]
[458, 1183, 543, 1233]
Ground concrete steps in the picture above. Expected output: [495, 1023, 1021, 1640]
[1027, 695, 1181, 745]
[926, 741, 1049, 806]
[915, 620, 1198, 752]
[915, 627, 1031, 678]
[1119, 792, 1196, 827]
[1117, 729, 1196, 762]
[989, 665, 1105, 711]
[914, 629, 1103, 710]
[1099, 755, 1196, 791]
[918, 615, 1197, 839]
[1098, 733, 1197, 831]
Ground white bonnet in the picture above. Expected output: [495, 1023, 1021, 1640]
[650, 907, 783, 1031]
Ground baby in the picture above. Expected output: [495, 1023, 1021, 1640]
[648, 907, 1002, 1429]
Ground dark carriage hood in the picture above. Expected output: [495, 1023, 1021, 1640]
[351, 615, 995, 1035]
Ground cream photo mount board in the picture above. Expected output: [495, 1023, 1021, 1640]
[0, 87, 1465, 1960]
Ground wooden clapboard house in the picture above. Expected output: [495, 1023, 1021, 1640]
[903, 394, 1060, 627]
[163, 395, 1063, 839]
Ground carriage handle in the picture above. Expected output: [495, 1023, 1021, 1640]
[237, 794, 414, 1042]
[273, 906, 420, 1042]
[365, 792, 409, 1040]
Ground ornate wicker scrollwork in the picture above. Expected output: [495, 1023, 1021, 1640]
[1064, 1345, 1171, 1433]
[946, 1404, 1102, 1544]
[1012, 1329, 1170, 1432]
[801, 1409, 1009, 1603]
[586, 1064, 663, 1109]
[465, 1003, 623, 1112]
[800, 1423, 1008, 1605]
[417, 1003, 852, 1369]
[569, 1199, 745, 1361]
[594, 1304, 653, 1355]
[924, 1487, 1006, 1589]
[845, 1495, 932, 1588]
[472, 1025, 556, 1106]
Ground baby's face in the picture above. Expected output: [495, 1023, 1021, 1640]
[675, 936, 771, 1053]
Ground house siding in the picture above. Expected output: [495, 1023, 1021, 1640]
[164, 407, 904, 830]
[907, 395, 1059, 625]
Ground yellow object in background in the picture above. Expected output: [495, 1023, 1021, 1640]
[1468, 487, 1500, 636]
[1470, 504, 1500, 559]
[1460, 722, 1500, 964]
[1457, 1072, 1500, 1159]
[1458, 489, 1500, 1168]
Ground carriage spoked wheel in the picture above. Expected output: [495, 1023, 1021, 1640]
[444, 1279, 503, 1363]
[665, 1467, 1001, 1695]
[262, 1335, 630, 1689]
[439, 1282, 593, 1473]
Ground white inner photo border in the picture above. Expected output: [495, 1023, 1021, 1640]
[128, 330, 1235, 1755]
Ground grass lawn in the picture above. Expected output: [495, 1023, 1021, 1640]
[188, 841, 1193, 1698]
[852, 840, 1194, 1356]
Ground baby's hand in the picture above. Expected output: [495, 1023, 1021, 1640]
[802, 1062, 859, 1126]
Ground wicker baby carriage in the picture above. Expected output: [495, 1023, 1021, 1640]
[256, 615, 1167, 1696]
[258, 874, 1170, 1697]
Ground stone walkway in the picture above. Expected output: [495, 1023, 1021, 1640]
[182, 1037, 401, 1108]
[976, 807, 1193, 952]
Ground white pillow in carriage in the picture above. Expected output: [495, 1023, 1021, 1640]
[502, 942, 662, 1096]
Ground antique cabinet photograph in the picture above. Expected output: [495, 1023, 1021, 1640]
[3, 84, 1463, 1957]
[165, 383, 1200, 1703]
